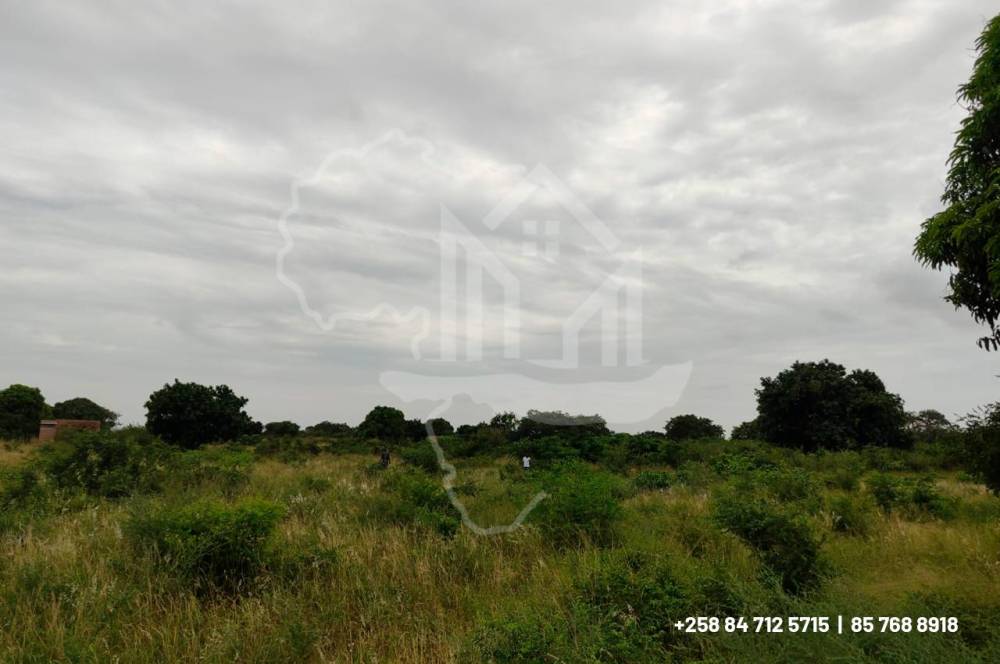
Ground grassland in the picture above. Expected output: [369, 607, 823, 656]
[1, 434, 999, 663]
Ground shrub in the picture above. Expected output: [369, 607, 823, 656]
[664, 414, 724, 441]
[867, 472, 902, 511]
[369, 469, 460, 536]
[426, 417, 453, 435]
[145, 380, 261, 449]
[0, 384, 48, 441]
[399, 441, 441, 474]
[731, 418, 762, 441]
[712, 493, 823, 595]
[827, 494, 875, 536]
[531, 463, 624, 546]
[574, 551, 689, 659]
[36, 429, 172, 498]
[469, 611, 564, 663]
[255, 436, 321, 464]
[963, 404, 1000, 494]
[755, 360, 909, 451]
[633, 471, 672, 491]
[126, 499, 284, 591]
[171, 446, 253, 495]
[303, 421, 352, 436]
[263, 421, 300, 436]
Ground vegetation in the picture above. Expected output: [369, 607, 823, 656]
[52, 396, 119, 429]
[756, 360, 909, 451]
[145, 380, 261, 448]
[915, 15, 1000, 350]
[0, 384, 48, 440]
[665, 413, 725, 440]
[1, 422, 996, 662]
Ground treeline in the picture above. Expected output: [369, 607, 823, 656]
[1, 358, 997, 492]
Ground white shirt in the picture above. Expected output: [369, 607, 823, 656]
[522, 456, 531, 469]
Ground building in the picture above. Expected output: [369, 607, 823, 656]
[38, 419, 101, 442]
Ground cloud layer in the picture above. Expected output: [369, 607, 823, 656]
[1, 0, 997, 430]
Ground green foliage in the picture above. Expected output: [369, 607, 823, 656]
[469, 611, 564, 663]
[145, 380, 261, 449]
[399, 441, 440, 473]
[664, 413, 724, 441]
[263, 421, 300, 436]
[963, 403, 1000, 494]
[906, 409, 956, 443]
[514, 409, 609, 441]
[573, 552, 688, 660]
[914, 15, 1000, 350]
[369, 468, 460, 536]
[632, 470, 672, 491]
[303, 421, 352, 436]
[425, 417, 453, 435]
[36, 429, 172, 498]
[357, 405, 408, 443]
[712, 492, 823, 595]
[51, 397, 119, 429]
[730, 418, 762, 440]
[170, 446, 254, 495]
[125, 498, 284, 591]
[255, 435, 321, 464]
[531, 462, 624, 547]
[867, 473, 956, 519]
[756, 360, 909, 451]
[0, 384, 48, 440]
[827, 494, 875, 536]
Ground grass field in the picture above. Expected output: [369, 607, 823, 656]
[1, 434, 999, 663]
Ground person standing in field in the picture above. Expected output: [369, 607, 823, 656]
[522, 455, 531, 471]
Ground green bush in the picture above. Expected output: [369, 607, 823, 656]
[633, 471, 672, 491]
[368, 468, 460, 536]
[145, 380, 261, 449]
[399, 441, 441, 474]
[531, 463, 624, 547]
[712, 493, 823, 595]
[125, 498, 284, 591]
[469, 611, 565, 663]
[255, 436, 321, 463]
[37, 429, 172, 498]
[827, 494, 875, 536]
[866, 474, 955, 519]
[867, 472, 902, 510]
[171, 446, 253, 495]
[574, 551, 689, 660]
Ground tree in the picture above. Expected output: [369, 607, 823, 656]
[357, 406, 407, 442]
[514, 410, 609, 440]
[263, 421, 300, 436]
[915, 15, 1000, 350]
[427, 417, 454, 435]
[664, 414, 724, 441]
[0, 384, 48, 440]
[731, 418, 762, 441]
[962, 402, 1000, 494]
[905, 409, 956, 443]
[145, 380, 261, 449]
[52, 397, 118, 429]
[405, 418, 427, 442]
[755, 360, 909, 451]
[304, 421, 352, 436]
[489, 411, 519, 434]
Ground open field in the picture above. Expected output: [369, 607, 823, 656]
[2, 434, 999, 663]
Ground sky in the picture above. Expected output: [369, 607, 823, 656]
[1, 0, 997, 432]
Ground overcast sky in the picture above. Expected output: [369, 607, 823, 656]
[2, 0, 997, 432]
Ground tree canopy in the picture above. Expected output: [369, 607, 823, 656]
[664, 414, 725, 441]
[52, 397, 119, 429]
[0, 384, 49, 440]
[145, 380, 261, 449]
[915, 15, 1000, 350]
[756, 360, 909, 451]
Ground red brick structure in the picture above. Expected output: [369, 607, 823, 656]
[38, 419, 101, 442]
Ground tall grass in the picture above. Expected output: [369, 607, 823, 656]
[0, 437, 998, 662]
